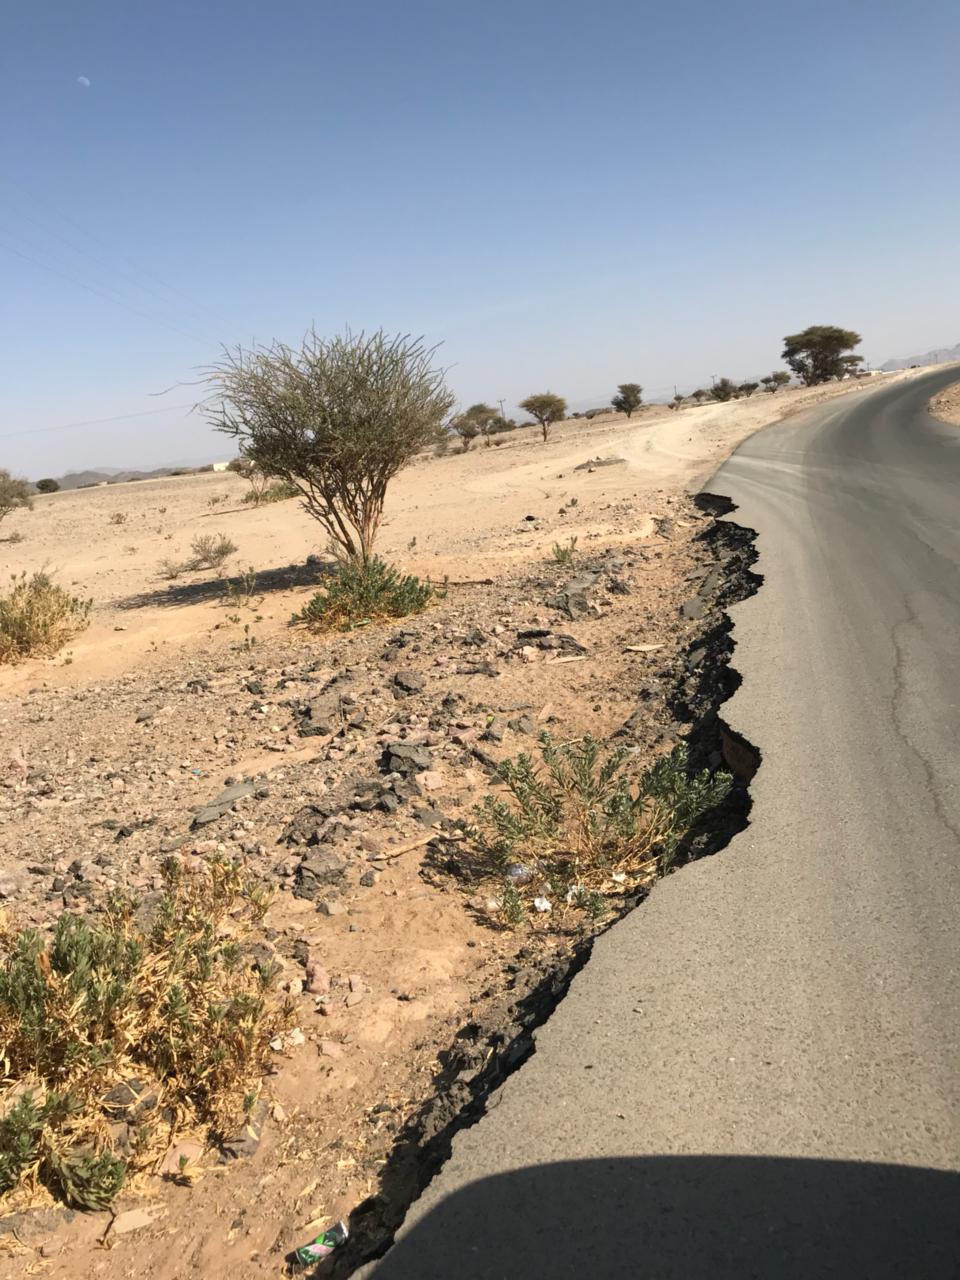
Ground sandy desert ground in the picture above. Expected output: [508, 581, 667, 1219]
[0, 368, 935, 1276]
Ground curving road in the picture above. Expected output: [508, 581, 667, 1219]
[366, 368, 960, 1278]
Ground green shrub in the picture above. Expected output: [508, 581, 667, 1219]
[0, 859, 284, 1210]
[552, 536, 578, 564]
[471, 735, 731, 926]
[189, 532, 237, 569]
[292, 555, 438, 631]
[35, 479, 60, 494]
[0, 573, 91, 665]
[242, 480, 298, 505]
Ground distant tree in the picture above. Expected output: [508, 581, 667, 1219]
[452, 402, 502, 449]
[737, 381, 759, 398]
[611, 382, 643, 418]
[691, 389, 709, 404]
[0, 470, 33, 523]
[519, 392, 567, 442]
[760, 371, 791, 393]
[670, 393, 685, 410]
[709, 378, 738, 402]
[35, 478, 60, 494]
[204, 329, 453, 562]
[782, 325, 863, 385]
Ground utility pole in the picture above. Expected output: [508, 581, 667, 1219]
[498, 398, 506, 422]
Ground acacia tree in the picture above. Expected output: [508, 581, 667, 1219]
[782, 326, 862, 385]
[204, 329, 453, 561]
[452, 402, 502, 449]
[35, 478, 60, 494]
[0, 470, 32, 523]
[611, 382, 643, 418]
[691, 388, 709, 403]
[760, 371, 791, 394]
[710, 378, 738, 402]
[738, 381, 759, 398]
[519, 392, 567, 442]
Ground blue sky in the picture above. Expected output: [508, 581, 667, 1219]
[2, 0, 959, 476]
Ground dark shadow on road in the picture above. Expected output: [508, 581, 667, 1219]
[115, 560, 331, 610]
[349, 1155, 960, 1279]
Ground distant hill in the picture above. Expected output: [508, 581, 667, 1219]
[881, 342, 960, 371]
[57, 467, 177, 490]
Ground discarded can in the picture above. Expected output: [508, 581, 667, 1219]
[290, 1220, 349, 1268]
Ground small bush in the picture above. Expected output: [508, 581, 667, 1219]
[292, 555, 438, 631]
[0, 858, 283, 1210]
[35, 479, 59, 494]
[242, 480, 298, 506]
[109, 512, 126, 525]
[6, 531, 24, 545]
[225, 565, 262, 610]
[189, 532, 237, 569]
[0, 472, 33, 524]
[0, 573, 91, 665]
[552, 536, 578, 564]
[471, 735, 731, 926]
[159, 557, 187, 580]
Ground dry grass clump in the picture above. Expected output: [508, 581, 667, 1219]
[471, 735, 732, 926]
[0, 572, 91, 665]
[0, 858, 286, 1210]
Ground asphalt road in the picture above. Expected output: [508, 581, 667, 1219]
[365, 369, 960, 1279]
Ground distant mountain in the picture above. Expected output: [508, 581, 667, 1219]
[58, 466, 183, 490]
[880, 342, 960, 371]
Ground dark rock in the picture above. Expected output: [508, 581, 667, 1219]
[680, 598, 706, 621]
[380, 742, 432, 775]
[552, 571, 600, 619]
[455, 660, 500, 677]
[219, 1098, 268, 1162]
[393, 670, 426, 695]
[294, 851, 349, 901]
[462, 627, 486, 646]
[510, 714, 537, 736]
[483, 716, 507, 743]
[607, 577, 631, 595]
[192, 779, 257, 828]
[574, 455, 626, 471]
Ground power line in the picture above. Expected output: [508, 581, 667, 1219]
[3, 189, 235, 331]
[0, 402, 197, 440]
[0, 237, 215, 346]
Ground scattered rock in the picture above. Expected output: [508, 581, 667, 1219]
[294, 850, 349, 901]
[380, 741, 432, 775]
[392, 670, 426, 695]
[111, 1205, 165, 1236]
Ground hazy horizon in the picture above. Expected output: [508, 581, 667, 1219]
[4, 0, 960, 478]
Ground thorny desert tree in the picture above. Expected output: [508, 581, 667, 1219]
[204, 330, 454, 562]
[451, 403, 503, 449]
[611, 382, 643, 417]
[519, 392, 567, 442]
[0, 471, 32, 524]
[782, 325, 863, 385]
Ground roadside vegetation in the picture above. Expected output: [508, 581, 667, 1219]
[292, 555, 438, 631]
[0, 858, 284, 1210]
[0, 471, 32, 524]
[611, 382, 643, 417]
[519, 392, 567, 442]
[471, 734, 732, 927]
[204, 329, 452, 564]
[0, 572, 91, 665]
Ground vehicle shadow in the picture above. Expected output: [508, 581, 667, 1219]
[344, 1155, 960, 1279]
[115, 559, 332, 610]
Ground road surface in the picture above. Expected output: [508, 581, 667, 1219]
[365, 368, 960, 1278]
